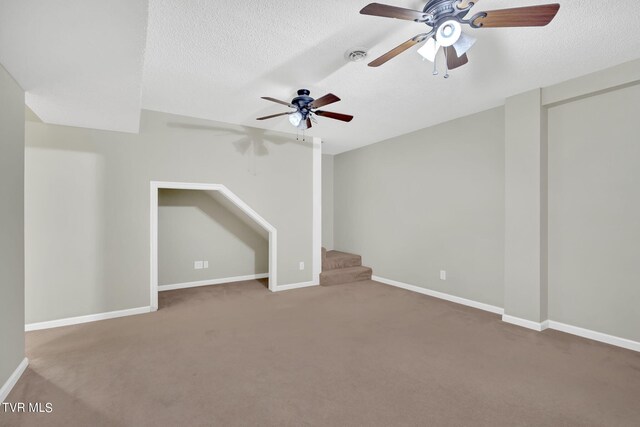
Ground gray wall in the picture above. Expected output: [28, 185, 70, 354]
[322, 154, 334, 250]
[25, 110, 313, 323]
[332, 61, 640, 344]
[334, 107, 506, 308]
[548, 84, 640, 342]
[0, 64, 25, 387]
[503, 89, 548, 322]
[158, 189, 268, 285]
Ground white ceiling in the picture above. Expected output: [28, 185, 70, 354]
[0, 0, 148, 133]
[2, 1, 640, 153]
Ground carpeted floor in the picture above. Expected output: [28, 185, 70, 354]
[3, 279, 640, 426]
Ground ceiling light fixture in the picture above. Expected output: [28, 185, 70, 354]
[360, 1, 561, 77]
[452, 33, 476, 57]
[417, 20, 476, 79]
[258, 89, 354, 141]
[288, 111, 303, 127]
[259, 90, 354, 142]
[417, 37, 440, 63]
[436, 20, 461, 47]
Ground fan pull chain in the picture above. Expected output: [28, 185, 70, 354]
[432, 55, 438, 76]
[443, 49, 450, 79]
[295, 127, 307, 142]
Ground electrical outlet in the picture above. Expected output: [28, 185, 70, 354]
[203, 261, 209, 269]
[194, 261, 204, 270]
[299, 262, 305, 271]
[440, 270, 447, 281]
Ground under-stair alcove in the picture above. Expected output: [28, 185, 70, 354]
[158, 188, 268, 286]
[150, 182, 278, 309]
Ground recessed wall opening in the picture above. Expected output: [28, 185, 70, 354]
[150, 182, 277, 310]
[158, 188, 269, 289]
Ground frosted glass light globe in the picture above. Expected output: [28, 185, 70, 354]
[288, 111, 303, 127]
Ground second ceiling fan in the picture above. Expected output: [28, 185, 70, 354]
[257, 90, 354, 130]
[361, 0, 560, 75]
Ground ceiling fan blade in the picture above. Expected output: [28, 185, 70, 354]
[256, 112, 291, 121]
[416, 37, 440, 62]
[360, 3, 430, 22]
[261, 96, 294, 107]
[309, 93, 340, 109]
[315, 111, 354, 122]
[472, 4, 560, 28]
[369, 37, 419, 67]
[452, 33, 476, 57]
[297, 118, 311, 130]
[445, 46, 469, 70]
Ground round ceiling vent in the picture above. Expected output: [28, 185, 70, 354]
[345, 48, 368, 62]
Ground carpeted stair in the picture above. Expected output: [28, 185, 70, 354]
[320, 248, 372, 286]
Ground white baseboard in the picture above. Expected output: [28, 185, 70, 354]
[158, 274, 269, 292]
[548, 321, 640, 353]
[502, 315, 549, 332]
[25, 306, 152, 332]
[502, 316, 640, 352]
[273, 280, 319, 292]
[372, 275, 504, 315]
[373, 275, 638, 352]
[0, 357, 28, 403]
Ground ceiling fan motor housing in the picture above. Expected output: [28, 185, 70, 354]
[422, 0, 478, 29]
[292, 89, 313, 118]
[424, 0, 456, 17]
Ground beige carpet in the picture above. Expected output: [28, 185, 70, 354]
[3, 279, 640, 426]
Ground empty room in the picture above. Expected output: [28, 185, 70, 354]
[1, 1, 639, 426]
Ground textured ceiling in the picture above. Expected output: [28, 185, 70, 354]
[2, 1, 640, 153]
[0, 0, 148, 132]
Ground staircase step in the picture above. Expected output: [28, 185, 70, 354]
[323, 250, 362, 271]
[320, 266, 372, 286]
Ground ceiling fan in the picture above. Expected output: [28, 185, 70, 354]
[360, 1, 560, 76]
[257, 89, 354, 131]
